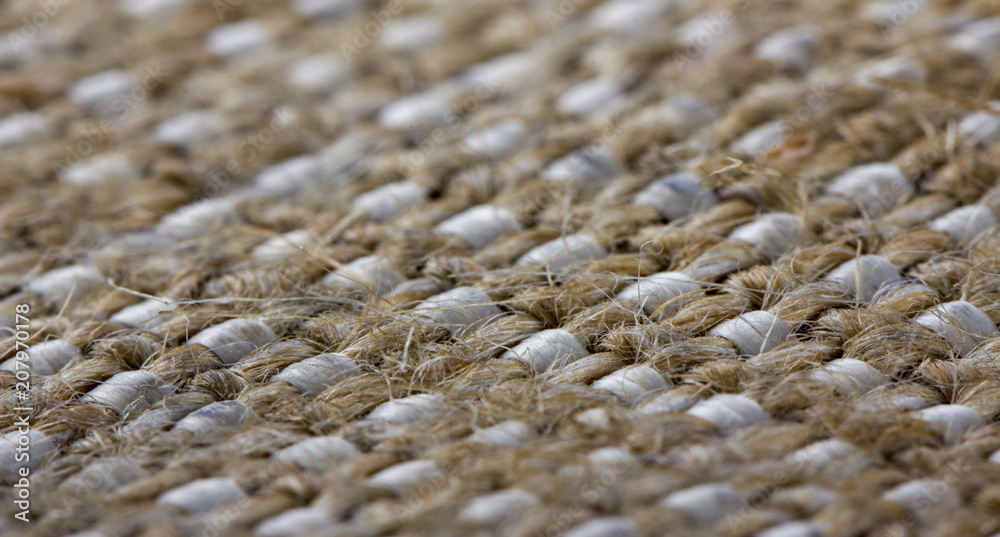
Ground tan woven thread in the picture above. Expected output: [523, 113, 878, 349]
[4, 0, 1000, 536]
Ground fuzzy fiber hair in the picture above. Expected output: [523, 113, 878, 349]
[3, 0, 1000, 536]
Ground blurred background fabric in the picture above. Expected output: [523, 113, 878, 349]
[3, 0, 1000, 536]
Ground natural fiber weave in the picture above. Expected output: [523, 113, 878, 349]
[3, 0, 1000, 536]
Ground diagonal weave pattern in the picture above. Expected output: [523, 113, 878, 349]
[4, 0, 1000, 536]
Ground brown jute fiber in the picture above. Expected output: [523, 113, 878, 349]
[4, 0, 1000, 536]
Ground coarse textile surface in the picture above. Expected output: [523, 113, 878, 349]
[4, 0, 1000, 536]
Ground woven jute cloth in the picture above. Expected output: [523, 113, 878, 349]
[4, 0, 1000, 536]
